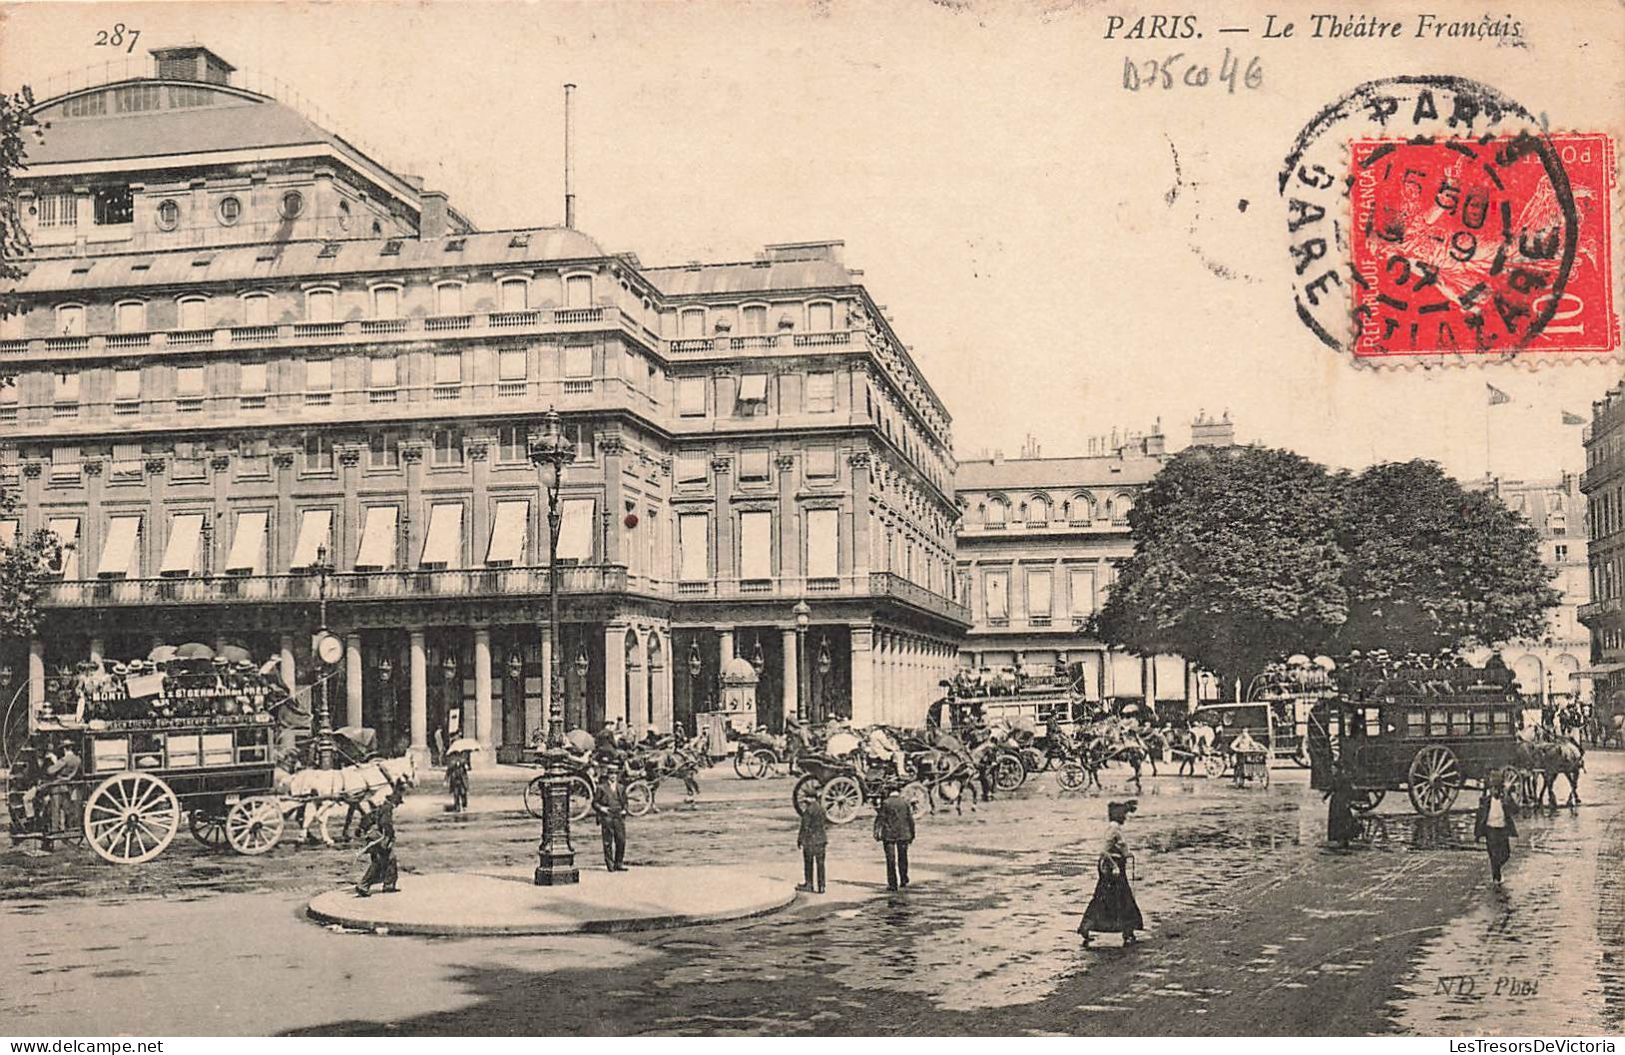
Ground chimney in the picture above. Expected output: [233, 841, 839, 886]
[563, 83, 577, 229]
[150, 45, 236, 85]
[1189, 412, 1237, 448]
[418, 191, 449, 240]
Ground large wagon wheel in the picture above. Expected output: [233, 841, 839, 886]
[992, 752, 1026, 792]
[820, 775, 864, 825]
[522, 775, 547, 818]
[1349, 788, 1386, 813]
[225, 797, 284, 855]
[1503, 767, 1539, 810]
[1406, 745, 1463, 816]
[1019, 747, 1046, 775]
[188, 808, 228, 850]
[83, 772, 180, 865]
[733, 751, 765, 780]
[1056, 761, 1088, 792]
[1203, 753, 1226, 779]
[792, 774, 822, 816]
[523, 773, 595, 822]
[625, 779, 655, 818]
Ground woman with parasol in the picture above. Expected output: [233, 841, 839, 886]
[1079, 800, 1144, 947]
[444, 737, 478, 812]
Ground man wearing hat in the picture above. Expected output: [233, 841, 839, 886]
[873, 784, 916, 891]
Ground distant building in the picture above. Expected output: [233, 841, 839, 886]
[952, 414, 1235, 715]
[1480, 474, 1589, 707]
[1579, 385, 1625, 714]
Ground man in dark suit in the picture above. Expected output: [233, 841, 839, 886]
[593, 766, 630, 872]
[873, 786, 916, 891]
[797, 796, 828, 893]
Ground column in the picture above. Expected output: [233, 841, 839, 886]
[27, 638, 45, 713]
[534, 624, 552, 742]
[279, 633, 297, 693]
[850, 624, 875, 727]
[1186, 664, 1200, 713]
[345, 633, 364, 729]
[782, 628, 800, 723]
[882, 633, 897, 725]
[409, 630, 428, 763]
[627, 631, 648, 734]
[1143, 656, 1155, 712]
[604, 625, 628, 727]
[88, 638, 104, 664]
[720, 629, 735, 668]
[473, 628, 494, 766]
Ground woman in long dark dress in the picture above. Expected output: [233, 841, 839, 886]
[1324, 762, 1361, 849]
[1079, 800, 1144, 947]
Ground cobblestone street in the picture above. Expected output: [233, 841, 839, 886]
[4, 752, 1619, 1036]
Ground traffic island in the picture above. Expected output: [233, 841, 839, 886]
[305, 864, 796, 936]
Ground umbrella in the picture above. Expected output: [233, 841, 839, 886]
[176, 642, 215, 660]
[564, 729, 595, 753]
[147, 645, 179, 663]
[217, 644, 253, 664]
[447, 738, 480, 754]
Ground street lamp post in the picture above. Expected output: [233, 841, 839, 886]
[529, 407, 579, 886]
[312, 543, 336, 769]
[792, 600, 810, 726]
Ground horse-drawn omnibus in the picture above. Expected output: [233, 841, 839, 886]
[1307, 661, 1532, 816]
[6, 649, 289, 863]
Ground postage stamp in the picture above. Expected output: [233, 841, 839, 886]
[1278, 75, 1621, 364]
[1349, 132, 1617, 359]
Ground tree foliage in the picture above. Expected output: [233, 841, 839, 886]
[1097, 448, 1557, 686]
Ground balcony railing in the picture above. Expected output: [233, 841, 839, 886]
[44, 565, 632, 608]
[1577, 597, 1622, 623]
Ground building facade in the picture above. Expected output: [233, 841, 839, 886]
[1478, 474, 1590, 707]
[1580, 384, 1625, 715]
[0, 46, 968, 763]
[951, 415, 1235, 714]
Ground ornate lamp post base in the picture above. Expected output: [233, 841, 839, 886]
[534, 747, 579, 886]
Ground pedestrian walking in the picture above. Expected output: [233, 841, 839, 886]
[354, 784, 403, 897]
[1079, 800, 1144, 947]
[593, 765, 630, 872]
[445, 749, 471, 813]
[1324, 761, 1361, 850]
[797, 795, 828, 893]
[873, 784, 915, 891]
[1473, 769, 1518, 885]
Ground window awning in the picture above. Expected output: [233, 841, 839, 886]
[290, 509, 333, 570]
[97, 516, 142, 579]
[557, 499, 595, 562]
[738, 373, 768, 402]
[354, 506, 398, 571]
[419, 503, 463, 569]
[486, 501, 528, 567]
[47, 517, 79, 578]
[225, 512, 268, 576]
[159, 514, 204, 577]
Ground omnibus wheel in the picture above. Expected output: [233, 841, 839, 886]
[84, 772, 180, 865]
[1057, 761, 1088, 792]
[188, 808, 228, 849]
[1406, 745, 1463, 816]
[225, 797, 284, 855]
[820, 776, 863, 825]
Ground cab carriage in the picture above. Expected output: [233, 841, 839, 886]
[1308, 662, 1530, 816]
[7, 648, 290, 864]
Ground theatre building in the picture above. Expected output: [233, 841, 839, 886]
[0, 45, 968, 762]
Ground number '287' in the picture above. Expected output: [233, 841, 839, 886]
[94, 25, 141, 53]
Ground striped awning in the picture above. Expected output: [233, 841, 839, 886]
[354, 506, 398, 571]
[486, 500, 528, 567]
[290, 509, 333, 570]
[225, 512, 268, 576]
[47, 517, 79, 578]
[419, 503, 463, 569]
[97, 516, 142, 579]
[159, 514, 205, 577]
[557, 499, 595, 562]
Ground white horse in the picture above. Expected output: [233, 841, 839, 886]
[275, 755, 417, 846]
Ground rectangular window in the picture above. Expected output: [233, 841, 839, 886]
[497, 424, 527, 463]
[112, 442, 144, 481]
[354, 506, 398, 571]
[291, 509, 334, 569]
[1027, 569, 1053, 622]
[677, 377, 706, 417]
[224, 511, 269, 576]
[432, 428, 463, 467]
[92, 186, 134, 225]
[57, 305, 86, 337]
[498, 348, 528, 382]
[177, 298, 208, 331]
[499, 280, 528, 312]
[739, 449, 770, 482]
[1428, 710, 1449, 737]
[242, 295, 270, 327]
[564, 274, 592, 309]
[742, 305, 767, 335]
[737, 373, 768, 405]
[369, 356, 398, 399]
[36, 193, 78, 228]
[805, 372, 835, 413]
[419, 502, 464, 569]
[435, 284, 463, 316]
[807, 508, 839, 579]
[303, 433, 333, 473]
[172, 444, 206, 481]
[238, 362, 267, 408]
[372, 286, 400, 319]
[806, 448, 837, 479]
[1068, 567, 1096, 617]
[739, 511, 773, 581]
[1447, 709, 1471, 736]
[486, 500, 529, 566]
[305, 289, 335, 323]
[305, 359, 332, 403]
[54, 371, 80, 404]
[433, 352, 462, 388]
[808, 302, 835, 331]
[97, 515, 142, 579]
[368, 433, 399, 469]
[176, 365, 205, 398]
[50, 445, 80, 481]
[678, 513, 709, 581]
[676, 454, 707, 484]
[1555, 544, 1568, 562]
[115, 301, 146, 333]
[568, 424, 595, 463]
[985, 571, 1009, 621]
[113, 368, 141, 405]
[679, 309, 705, 338]
[557, 498, 596, 562]
[562, 344, 592, 379]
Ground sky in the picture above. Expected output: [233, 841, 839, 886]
[2, 0, 1620, 482]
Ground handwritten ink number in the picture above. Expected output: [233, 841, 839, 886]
[94, 24, 141, 54]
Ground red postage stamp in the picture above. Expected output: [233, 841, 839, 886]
[1349, 132, 1617, 359]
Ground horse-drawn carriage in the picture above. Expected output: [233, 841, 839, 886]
[1308, 662, 1538, 816]
[519, 729, 710, 821]
[8, 653, 289, 863]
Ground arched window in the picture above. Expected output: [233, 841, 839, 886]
[304, 288, 336, 323]
[1027, 495, 1049, 526]
[1071, 493, 1095, 524]
[56, 303, 86, 336]
[1110, 493, 1134, 524]
[985, 498, 1008, 528]
[741, 303, 768, 335]
[176, 295, 209, 331]
[498, 277, 529, 312]
[114, 299, 146, 333]
[563, 273, 593, 309]
[241, 292, 271, 327]
[371, 284, 401, 319]
[433, 281, 464, 316]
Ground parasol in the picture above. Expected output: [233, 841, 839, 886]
[825, 730, 860, 757]
[563, 729, 595, 753]
[147, 644, 179, 663]
[447, 738, 480, 754]
[176, 642, 215, 660]
[217, 644, 253, 664]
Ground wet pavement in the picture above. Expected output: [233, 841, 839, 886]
[3, 753, 1620, 1035]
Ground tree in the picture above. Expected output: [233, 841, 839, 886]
[1095, 445, 1348, 690]
[1336, 460, 1557, 652]
[0, 85, 58, 643]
